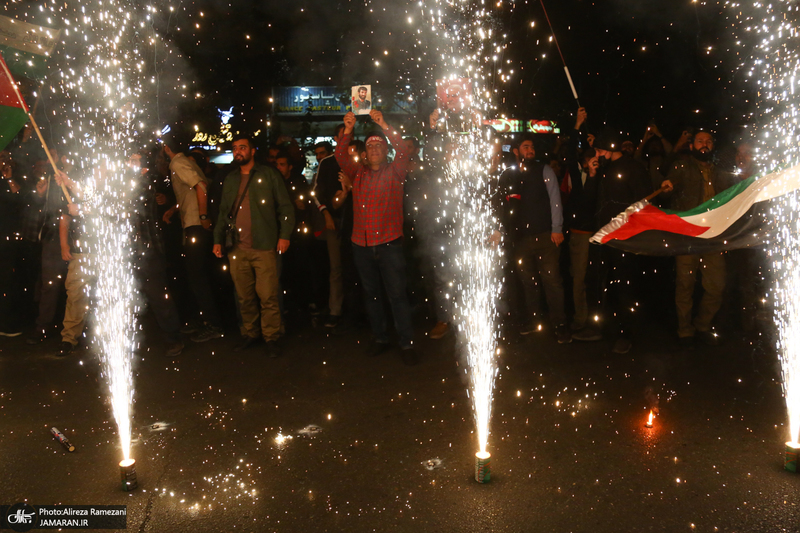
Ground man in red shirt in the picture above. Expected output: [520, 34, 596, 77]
[335, 110, 417, 365]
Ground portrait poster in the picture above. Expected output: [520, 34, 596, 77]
[351, 85, 372, 115]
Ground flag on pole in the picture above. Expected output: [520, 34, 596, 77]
[0, 54, 29, 151]
[0, 15, 61, 80]
[590, 164, 800, 256]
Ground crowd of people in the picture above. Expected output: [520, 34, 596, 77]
[0, 106, 766, 365]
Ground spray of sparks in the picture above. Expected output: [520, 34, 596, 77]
[736, 1, 800, 444]
[52, 0, 146, 460]
[422, 0, 503, 454]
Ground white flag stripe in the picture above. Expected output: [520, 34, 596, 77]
[682, 164, 800, 239]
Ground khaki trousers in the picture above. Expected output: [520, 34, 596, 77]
[675, 252, 726, 338]
[62, 253, 92, 345]
[228, 246, 281, 342]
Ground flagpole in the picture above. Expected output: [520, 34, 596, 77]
[644, 185, 669, 203]
[0, 55, 72, 204]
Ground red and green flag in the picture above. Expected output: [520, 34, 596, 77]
[0, 15, 60, 80]
[591, 164, 800, 256]
[0, 54, 29, 151]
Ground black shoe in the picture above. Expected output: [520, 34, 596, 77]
[308, 303, 323, 317]
[57, 342, 75, 357]
[164, 341, 184, 357]
[556, 324, 572, 344]
[26, 331, 45, 345]
[324, 315, 341, 329]
[573, 327, 602, 342]
[265, 340, 281, 358]
[190, 325, 224, 343]
[235, 335, 262, 352]
[401, 347, 419, 366]
[698, 330, 721, 346]
[366, 341, 391, 357]
[611, 338, 632, 354]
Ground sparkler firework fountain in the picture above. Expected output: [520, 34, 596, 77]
[737, 0, 800, 470]
[422, 0, 504, 482]
[53, 0, 145, 487]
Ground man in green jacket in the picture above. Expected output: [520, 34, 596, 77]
[213, 135, 295, 357]
[661, 131, 735, 347]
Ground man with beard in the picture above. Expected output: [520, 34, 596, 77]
[661, 130, 734, 346]
[493, 133, 571, 344]
[213, 135, 294, 358]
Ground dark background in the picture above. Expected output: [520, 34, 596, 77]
[4, 0, 758, 146]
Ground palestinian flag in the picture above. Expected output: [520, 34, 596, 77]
[0, 15, 61, 80]
[0, 54, 29, 151]
[590, 164, 800, 256]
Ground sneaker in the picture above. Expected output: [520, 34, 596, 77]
[573, 327, 602, 342]
[429, 321, 450, 340]
[556, 324, 572, 344]
[401, 347, 419, 366]
[324, 315, 341, 329]
[180, 322, 200, 334]
[611, 338, 632, 354]
[164, 341, 184, 358]
[698, 330, 721, 346]
[57, 341, 75, 357]
[265, 340, 281, 358]
[26, 331, 46, 345]
[366, 341, 391, 357]
[235, 335, 262, 352]
[0, 330, 22, 337]
[190, 325, 224, 343]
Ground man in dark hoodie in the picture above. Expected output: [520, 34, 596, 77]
[661, 130, 734, 347]
[593, 131, 652, 354]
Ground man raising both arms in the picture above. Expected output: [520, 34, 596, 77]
[335, 110, 417, 365]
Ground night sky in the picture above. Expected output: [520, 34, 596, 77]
[5, 0, 756, 145]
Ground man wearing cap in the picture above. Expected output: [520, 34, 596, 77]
[335, 109, 417, 365]
[593, 131, 652, 354]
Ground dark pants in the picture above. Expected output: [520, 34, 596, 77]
[136, 245, 181, 343]
[514, 232, 567, 326]
[34, 236, 69, 332]
[0, 241, 24, 331]
[341, 233, 365, 324]
[183, 225, 222, 328]
[352, 239, 414, 348]
[600, 247, 639, 339]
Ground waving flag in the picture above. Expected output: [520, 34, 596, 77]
[590, 164, 800, 256]
[0, 15, 60, 80]
[0, 54, 29, 151]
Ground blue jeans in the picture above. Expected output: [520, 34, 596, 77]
[352, 239, 414, 348]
